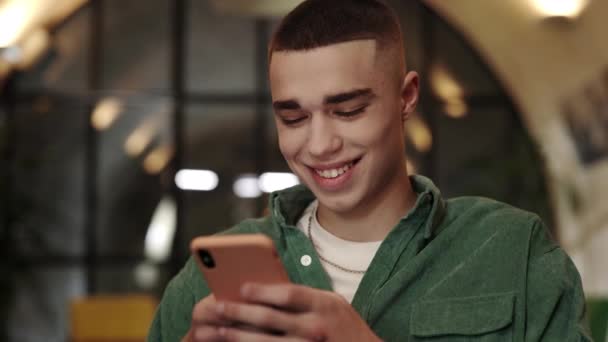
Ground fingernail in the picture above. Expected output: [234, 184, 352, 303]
[216, 302, 225, 314]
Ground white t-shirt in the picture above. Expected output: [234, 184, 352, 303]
[296, 201, 383, 303]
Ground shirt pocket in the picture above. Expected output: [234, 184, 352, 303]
[410, 293, 514, 341]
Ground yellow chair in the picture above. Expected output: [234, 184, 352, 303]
[70, 295, 157, 342]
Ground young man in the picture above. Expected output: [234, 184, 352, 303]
[149, 1, 591, 341]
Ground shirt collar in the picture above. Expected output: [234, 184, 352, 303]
[269, 174, 446, 239]
[409, 175, 446, 240]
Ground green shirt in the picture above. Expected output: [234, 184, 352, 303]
[148, 175, 592, 341]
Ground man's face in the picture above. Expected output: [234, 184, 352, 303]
[269, 40, 417, 214]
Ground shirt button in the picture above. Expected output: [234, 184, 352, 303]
[300, 255, 312, 266]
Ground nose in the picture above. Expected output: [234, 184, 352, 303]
[307, 113, 342, 159]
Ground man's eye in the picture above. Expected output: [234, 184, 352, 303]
[281, 116, 306, 125]
[335, 106, 367, 117]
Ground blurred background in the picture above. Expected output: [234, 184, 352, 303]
[0, 0, 606, 341]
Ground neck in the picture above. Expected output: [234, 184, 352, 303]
[316, 165, 417, 242]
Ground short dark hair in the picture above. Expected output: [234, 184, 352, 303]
[269, 0, 405, 63]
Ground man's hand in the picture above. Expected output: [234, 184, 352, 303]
[198, 283, 382, 342]
[185, 292, 291, 342]
[184, 294, 232, 342]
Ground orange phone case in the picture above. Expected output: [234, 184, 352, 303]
[190, 234, 290, 302]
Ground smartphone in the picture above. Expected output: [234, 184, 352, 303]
[190, 234, 290, 302]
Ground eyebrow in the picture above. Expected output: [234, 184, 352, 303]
[324, 88, 374, 105]
[272, 88, 374, 111]
[272, 99, 301, 111]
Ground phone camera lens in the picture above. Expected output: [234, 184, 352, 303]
[199, 249, 215, 268]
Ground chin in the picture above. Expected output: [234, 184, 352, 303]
[313, 189, 363, 215]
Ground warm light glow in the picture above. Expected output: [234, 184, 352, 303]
[531, 0, 589, 18]
[258, 172, 299, 193]
[144, 196, 176, 262]
[444, 99, 469, 119]
[143, 145, 173, 174]
[46, 0, 88, 26]
[0, 0, 87, 79]
[431, 64, 468, 118]
[210, 0, 304, 17]
[406, 116, 433, 153]
[431, 65, 463, 100]
[91, 97, 123, 131]
[125, 121, 156, 157]
[233, 174, 262, 198]
[0, 0, 88, 48]
[0, 1, 36, 48]
[15, 29, 50, 70]
[175, 169, 219, 191]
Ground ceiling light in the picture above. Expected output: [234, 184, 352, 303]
[91, 97, 123, 131]
[210, 0, 304, 17]
[258, 172, 299, 193]
[175, 169, 219, 191]
[406, 115, 433, 153]
[144, 196, 176, 262]
[125, 120, 157, 157]
[143, 145, 173, 174]
[233, 174, 262, 198]
[531, 0, 589, 18]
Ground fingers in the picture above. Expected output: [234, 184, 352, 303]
[190, 320, 317, 342]
[190, 326, 226, 342]
[192, 294, 229, 325]
[217, 301, 294, 335]
[215, 326, 312, 342]
[191, 294, 289, 341]
[190, 288, 331, 341]
[241, 283, 318, 313]
[216, 301, 326, 341]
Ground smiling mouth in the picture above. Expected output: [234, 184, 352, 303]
[312, 158, 362, 179]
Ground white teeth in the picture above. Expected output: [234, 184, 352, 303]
[315, 162, 354, 179]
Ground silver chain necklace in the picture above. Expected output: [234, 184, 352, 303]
[307, 207, 367, 274]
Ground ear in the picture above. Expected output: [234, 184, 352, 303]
[400, 71, 420, 122]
